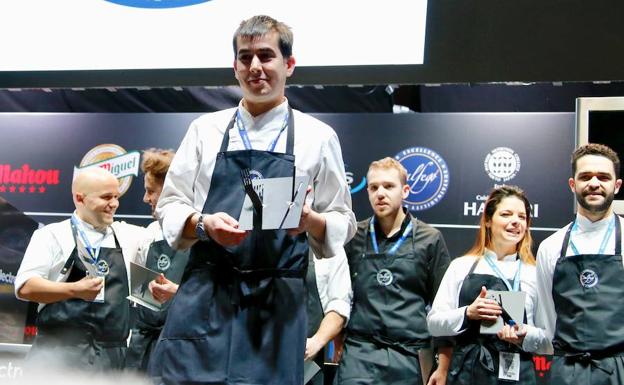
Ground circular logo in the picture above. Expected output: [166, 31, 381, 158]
[395, 147, 450, 211]
[78, 144, 138, 197]
[580, 269, 599, 288]
[104, 0, 211, 8]
[157, 254, 171, 271]
[97, 260, 110, 276]
[249, 170, 264, 180]
[484, 147, 521, 182]
[376, 269, 394, 286]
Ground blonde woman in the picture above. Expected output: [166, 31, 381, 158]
[427, 186, 549, 385]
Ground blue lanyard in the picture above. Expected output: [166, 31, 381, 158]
[235, 109, 289, 152]
[483, 254, 522, 292]
[70, 214, 103, 265]
[569, 215, 615, 255]
[369, 217, 413, 255]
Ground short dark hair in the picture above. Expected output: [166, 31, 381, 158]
[572, 143, 620, 177]
[232, 15, 293, 59]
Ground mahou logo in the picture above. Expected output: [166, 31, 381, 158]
[73, 144, 140, 197]
[0, 164, 60, 194]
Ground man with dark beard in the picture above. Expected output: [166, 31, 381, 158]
[533, 143, 624, 385]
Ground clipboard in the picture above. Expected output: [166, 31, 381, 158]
[479, 290, 526, 334]
[238, 175, 309, 230]
[126, 262, 163, 312]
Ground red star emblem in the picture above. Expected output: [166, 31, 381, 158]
[38, 186, 46, 193]
[0, 185, 5, 193]
[9, 186, 16, 193]
[18, 186, 26, 193]
[29, 186, 36, 193]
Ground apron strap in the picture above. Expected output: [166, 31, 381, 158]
[467, 257, 480, 275]
[560, 216, 622, 259]
[219, 106, 295, 155]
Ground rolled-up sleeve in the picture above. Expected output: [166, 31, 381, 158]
[315, 250, 352, 323]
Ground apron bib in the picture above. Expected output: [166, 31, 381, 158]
[447, 258, 535, 385]
[126, 238, 190, 372]
[550, 216, 624, 385]
[30, 224, 129, 371]
[336, 217, 427, 385]
[151, 107, 309, 385]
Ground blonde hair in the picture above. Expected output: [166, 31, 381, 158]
[465, 185, 535, 265]
[141, 148, 175, 182]
[367, 157, 408, 185]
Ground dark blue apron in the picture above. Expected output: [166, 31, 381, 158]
[335, 216, 427, 385]
[550, 216, 624, 385]
[447, 258, 535, 385]
[29, 224, 129, 371]
[126, 236, 190, 372]
[151, 107, 309, 385]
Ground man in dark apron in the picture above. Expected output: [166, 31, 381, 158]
[335, 158, 451, 385]
[149, 15, 355, 385]
[14, 168, 147, 372]
[126, 148, 190, 372]
[535, 143, 624, 384]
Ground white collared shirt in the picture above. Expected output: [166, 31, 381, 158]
[427, 249, 550, 353]
[15, 213, 150, 307]
[155, 99, 356, 259]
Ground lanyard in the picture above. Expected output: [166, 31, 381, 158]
[483, 254, 522, 292]
[369, 217, 413, 255]
[70, 214, 104, 265]
[235, 108, 289, 152]
[569, 215, 615, 255]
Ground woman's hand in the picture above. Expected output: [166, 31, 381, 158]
[497, 323, 527, 346]
[466, 286, 502, 321]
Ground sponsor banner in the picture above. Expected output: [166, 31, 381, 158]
[73, 144, 140, 196]
[0, 112, 574, 255]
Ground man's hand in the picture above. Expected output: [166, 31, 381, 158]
[497, 323, 527, 346]
[149, 273, 178, 303]
[427, 367, 448, 385]
[288, 186, 326, 240]
[304, 335, 325, 361]
[204, 212, 248, 246]
[466, 286, 502, 321]
[72, 276, 104, 301]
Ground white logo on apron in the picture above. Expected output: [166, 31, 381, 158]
[157, 254, 171, 271]
[97, 260, 110, 276]
[376, 269, 394, 286]
[579, 269, 599, 288]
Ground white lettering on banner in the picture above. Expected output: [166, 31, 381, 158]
[0, 269, 16, 285]
[463, 202, 539, 218]
[407, 162, 439, 195]
[73, 151, 140, 180]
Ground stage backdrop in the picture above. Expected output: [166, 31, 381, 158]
[0, 112, 574, 349]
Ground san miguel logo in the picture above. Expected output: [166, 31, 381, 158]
[104, 0, 211, 8]
[395, 147, 450, 211]
[73, 144, 140, 197]
[0, 164, 60, 194]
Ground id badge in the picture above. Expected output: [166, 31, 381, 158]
[498, 351, 520, 381]
[93, 278, 105, 303]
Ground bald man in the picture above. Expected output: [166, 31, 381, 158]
[15, 168, 148, 372]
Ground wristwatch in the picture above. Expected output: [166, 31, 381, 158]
[195, 214, 210, 241]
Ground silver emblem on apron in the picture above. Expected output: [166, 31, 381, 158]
[579, 269, 599, 288]
[376, 269, 394, 286]
[157, 254, 171, 271]
[96, 260, 110, 276]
